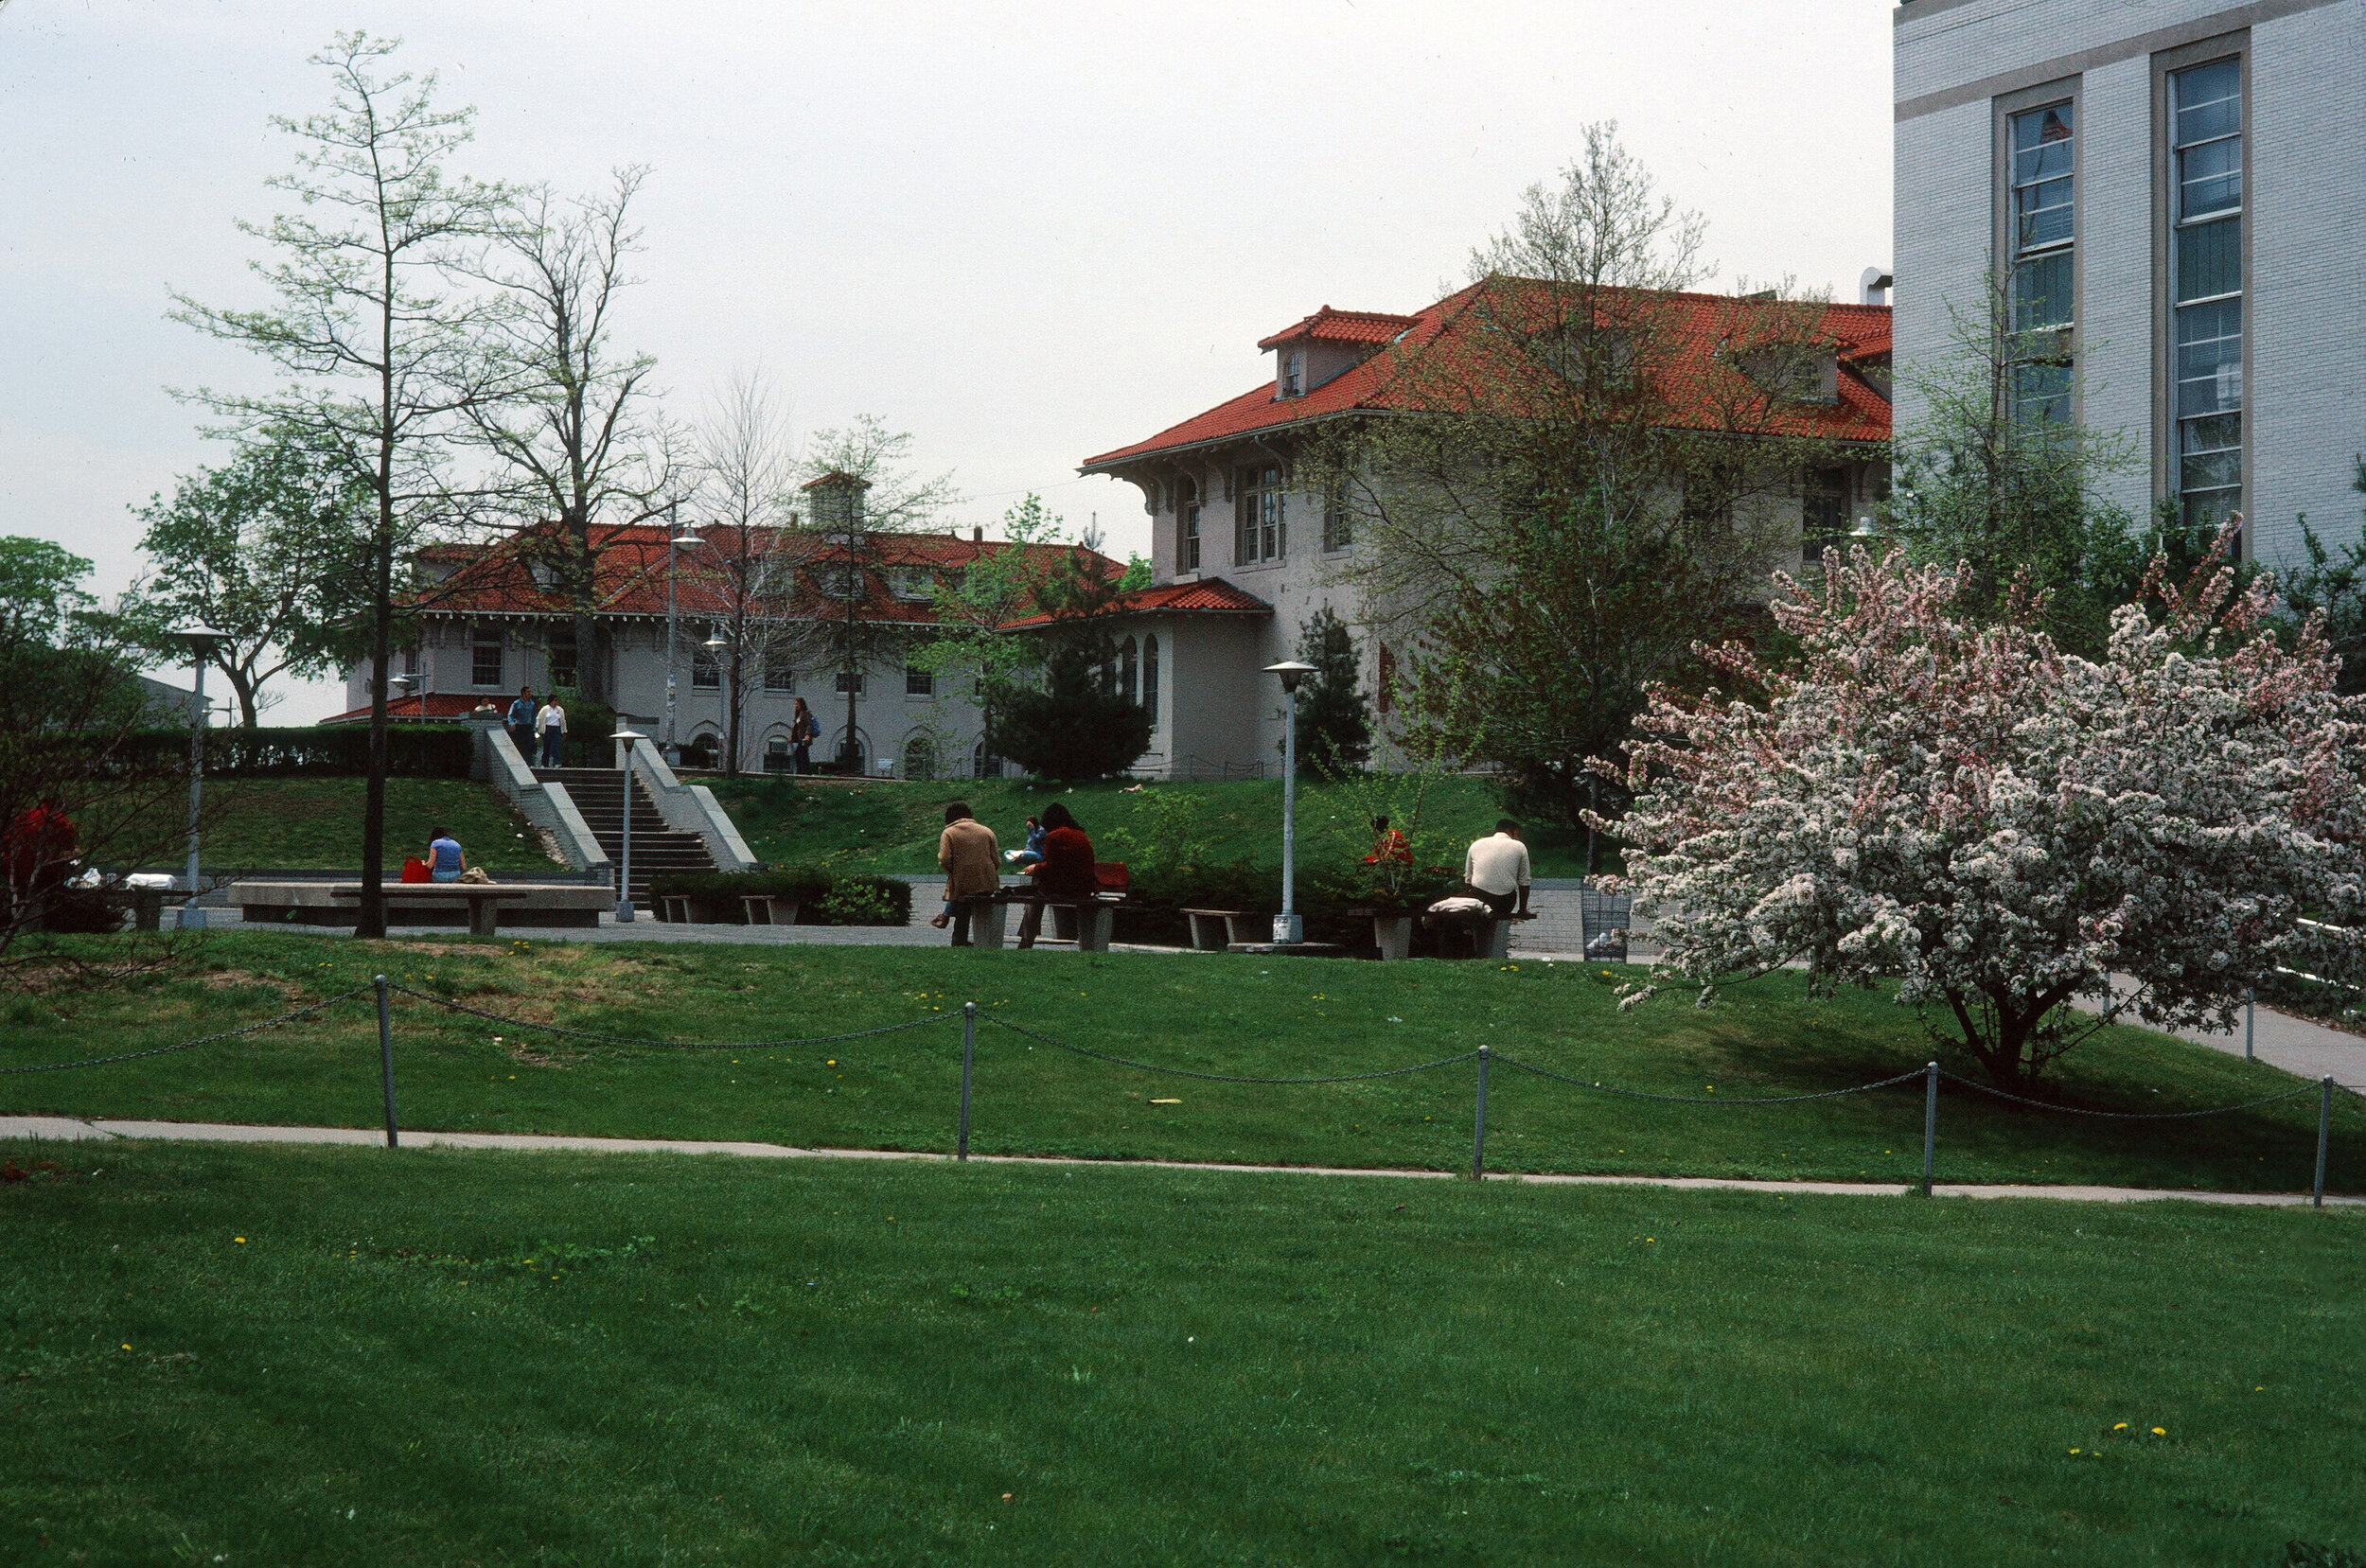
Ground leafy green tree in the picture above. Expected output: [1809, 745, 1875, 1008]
[0, 537, 97, 646]
[910, 494, 1068, 773]
[1281, 607, 1370, 773]
[1886, 282, 2145, 659]
[985, 548, 1151, 781]
[2273, 457, 2366, 695]
[118, 427, 375, 726]
[1116, 552, 1153, 591]
[170, 32, 511, 938]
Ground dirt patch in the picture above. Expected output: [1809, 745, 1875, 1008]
[199, 969, 308, 1005]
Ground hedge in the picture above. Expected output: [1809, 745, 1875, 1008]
[117, 726, 478, 779]
[644, 866, 907, 926]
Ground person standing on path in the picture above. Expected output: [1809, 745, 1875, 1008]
[789, 697, 819, 775]
[1463, 819, 1530, 919]
[505, 686, 537, 759]
[536, 695, 568, 768]
[1015, 801, 1096, 949]
[933, 801, 1001, 944]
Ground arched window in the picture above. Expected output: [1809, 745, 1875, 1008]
[900, 735, 937, 782]
[972, 737, 990, 780]
[764, 734, 793, 772]
[1121, 636, 1139, 703]
[1142, 635, 1159, 725]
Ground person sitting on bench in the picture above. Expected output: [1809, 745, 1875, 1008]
[426, 827, 492, 885]
[932, 801, 999, 943]
[1015, 801, 1094, 950]
[1463, 819, 1530, 920]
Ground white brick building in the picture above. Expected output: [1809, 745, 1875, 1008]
[1895, 0, 2366, 571]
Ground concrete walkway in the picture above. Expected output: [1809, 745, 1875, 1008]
[2086, 978, 2366, 1096]
[6, 1115, 2354, 1208]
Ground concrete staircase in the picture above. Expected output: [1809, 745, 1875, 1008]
[534, 767, 716, 902]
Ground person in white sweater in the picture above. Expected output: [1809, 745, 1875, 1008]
[1463, 819, 1531, 919]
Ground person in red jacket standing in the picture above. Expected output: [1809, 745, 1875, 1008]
[1015, 801, 1095, 949]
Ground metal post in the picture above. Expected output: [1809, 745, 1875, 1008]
[615, 743, 635, 923]
[663, 502, 680, 759]
[2245, 989, 2255, 1062]
[179, 656, 207, 929]
[2315, 1076, 2332, 1209]
[1277, 683, 1300, 944]
[958, 1001, 977, 1161]
[375, 975, 398, 1149]
[1470, 1044, 1491, 1181]
[1921, 1061, 1938, 1198]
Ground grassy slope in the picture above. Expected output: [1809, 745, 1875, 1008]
[703, 773, 1598, 878]
[4, 932, 2359, 1194]
[2, 1139, 2360, 1567]
[137, 779, 561, 873]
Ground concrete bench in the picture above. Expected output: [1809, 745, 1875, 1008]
[1180, 908, 1264, 951]
[230, 881, 608, 935]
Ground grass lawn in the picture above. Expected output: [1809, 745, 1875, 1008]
[1, 1138, 2359, 1566]
[132, 779, 561, 874]
[703, 773, 1598, 878]
[5, 932, 2359, 1195]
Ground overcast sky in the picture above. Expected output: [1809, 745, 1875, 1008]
[0, 0, 1891, 720]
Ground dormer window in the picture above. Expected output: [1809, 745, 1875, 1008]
[889, 566, 935, 601]
[527, 559, 559, 590]
[1280, 350, 1304, 398]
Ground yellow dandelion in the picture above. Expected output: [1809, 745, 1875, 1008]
[2069, 1448, 2080, 1454]
[2151, 1427, 2165, 1436]
[234, 1237, 246, 1244]
[2112, 1422, 2128, 1431]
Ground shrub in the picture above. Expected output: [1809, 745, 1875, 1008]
[811, 874, 911, 926]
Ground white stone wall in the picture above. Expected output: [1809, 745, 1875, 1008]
[1895, 0, 2366, 573]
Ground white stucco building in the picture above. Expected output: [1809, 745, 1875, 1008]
[1894, 0, 2366, 569]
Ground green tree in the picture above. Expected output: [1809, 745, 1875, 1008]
[909, 494, 1068, 771]
[171, 32, 510, 937]
[2273, 457, 2366, 695]
[0, 537, 97, 647]
[986, 549, 1152, 781]
[1281, 606, 1370, 773]
[118, 427, 375, 726]
[1886, 281, 2144, 658]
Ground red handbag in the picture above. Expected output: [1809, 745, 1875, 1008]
[400, 856, 432, 884]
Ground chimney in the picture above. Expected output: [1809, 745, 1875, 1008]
[1859, 267, 1893, 307]
[972, 526, 983, 543]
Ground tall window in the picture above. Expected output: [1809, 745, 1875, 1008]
[1322, 483, 1351, 552]
[1234, 465, 1285, 566]
[2008, 100, 2075, 427]
[1281, 350, 1304, 397]
[905, 664, 935, 696]
[1141, 635, 1159, 724]
[1177, 476, 1201, 573]
[2173, 58, 2243, 534]
[1801, 468, 1848, 565]
[1121, 636, 1139, 703]
[834, 668, 864, 696]
[692, 639, 719, 689]
[764, 660, 794, 693]
[544, 628, 574, 690]
[470, 625, 503, 688]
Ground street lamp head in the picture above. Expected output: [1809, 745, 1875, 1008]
[670, 531, 702, 550]
[1849, 515, 1880, 538]
[702, 632, 729, 652]
[170, 625, 230, 656]
[610, 727, 646, 745]
[387, 673, 415, 693]
[1263, 660, 1317, 695]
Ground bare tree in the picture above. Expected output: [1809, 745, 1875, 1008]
[466, 167, 676, 706]
[798, 416, 959, 770]
[689, 371, 802, 775]
[172, 32, 510, 937]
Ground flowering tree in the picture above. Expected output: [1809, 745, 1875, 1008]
[1598, 540, 2366, 1088]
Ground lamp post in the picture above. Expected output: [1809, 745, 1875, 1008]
[1263, 660, 1316, 945]
[662, 507, 703, 765]
[169, 626, 229, 929]
[611, 726, 645, 922]
[703, 630, 729, 771]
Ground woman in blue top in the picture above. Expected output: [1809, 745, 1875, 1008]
[427, 827, 468, 884]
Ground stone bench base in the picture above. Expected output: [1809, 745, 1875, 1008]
[231, 882, 609, 932]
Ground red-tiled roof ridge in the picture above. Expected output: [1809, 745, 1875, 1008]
[1257, 305, 1423, 350]
[998, 576, 1271, 631]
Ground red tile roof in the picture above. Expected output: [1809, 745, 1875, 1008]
[320, 692, 501, 726]
[1086, 280, 1892, 470]
[998, 576, 1272, 631]
[409, 523, 1114, 627]
[1257, 306, 1421, 350]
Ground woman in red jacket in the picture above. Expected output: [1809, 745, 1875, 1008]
[1015, 801, 1095, 949]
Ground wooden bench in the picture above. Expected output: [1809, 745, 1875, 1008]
[1180, 908, 1265, 952]
[230, 881, 608, 933]
[988, 864, 1130, 953]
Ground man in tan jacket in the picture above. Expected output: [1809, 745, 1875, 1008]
[933, 802, 1001, 945]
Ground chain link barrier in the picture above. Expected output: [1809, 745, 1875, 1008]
[983, 1014, 1481, 1084]
[1934, 1068, 2321, 1119]
[0, 986, 374, 1074]
[1490, 1051, 1928, 1105]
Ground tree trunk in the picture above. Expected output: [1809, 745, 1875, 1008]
[725, 646, 744, 778]
[227, 664, 260, 730]
[359, 513, 391, 941]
